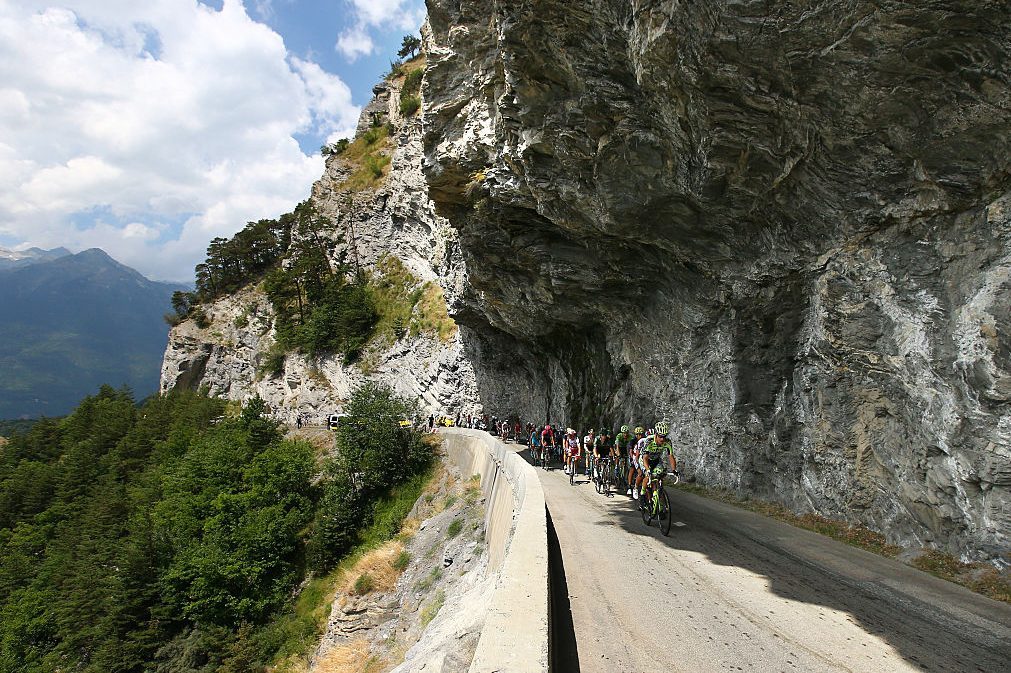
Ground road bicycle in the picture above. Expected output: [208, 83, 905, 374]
[641, 469, 680, 536]
[594, 456, 613, 495]
[569, 453, 581, 485]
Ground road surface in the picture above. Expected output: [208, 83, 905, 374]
[535, 460, 1011, 673]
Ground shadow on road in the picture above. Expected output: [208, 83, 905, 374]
[612, 484, 1010, 673]
[519, 448, 1010, 672]
[547, 508, 581, 673]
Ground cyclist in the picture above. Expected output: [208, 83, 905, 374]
[592, 428, 612, 485]
[528, 424, 541, 461]
[612, 425, 634, 492]
[540, 424, 556, 463]
[563, 428, 581, 477]
[627, 426, 646, 497]
[582, 429, 596, 477]
[638, 421, 678, 506]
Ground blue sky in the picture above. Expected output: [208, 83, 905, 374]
[0, 0, 426, 281]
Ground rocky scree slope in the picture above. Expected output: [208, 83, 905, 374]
[421, 0, 1011, 563]
[161, 69, 482, 425]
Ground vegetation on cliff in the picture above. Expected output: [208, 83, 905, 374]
[0, 383, 432, 672]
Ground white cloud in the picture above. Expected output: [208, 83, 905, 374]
[0, 0, 361, 281]
[336, 24, 374, 61]
[336, 0, 425, 61]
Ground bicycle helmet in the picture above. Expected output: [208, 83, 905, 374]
[655, 421, 669, 436]
[620, 424, 630, 433]
[634, 426, 645, 434]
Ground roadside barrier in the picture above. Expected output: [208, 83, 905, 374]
[441, 429, 549, 672]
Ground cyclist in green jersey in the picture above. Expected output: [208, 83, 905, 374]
[611, 425, 632, 487]
[639, 421, 678, 506]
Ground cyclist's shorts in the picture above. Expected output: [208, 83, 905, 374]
[644, 454, 660, 471]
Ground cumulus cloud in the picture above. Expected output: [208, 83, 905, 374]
[0, 0, 361, 281]
[336, 0, 425, 62]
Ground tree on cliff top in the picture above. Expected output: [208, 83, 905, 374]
[398, 34, 420, 60]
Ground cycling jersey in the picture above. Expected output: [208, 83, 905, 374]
[582, 434, 596, 453]
[613, 432, 634, 457]
[541, 428, 555, 445]
[641, 437, 674, 471]
[631, 436, 649, 467]
[529, 431, 540, 447]
[564, 436, 580, 456]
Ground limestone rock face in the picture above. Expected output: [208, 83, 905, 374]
[161, 75, 482, 425]
[421, 1, 1011, 562]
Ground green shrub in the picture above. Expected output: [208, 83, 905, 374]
[258, 343, 286, 378]
[191, 306, 210, 328]
[365, 153, 390, 179]
[300, 281, 379, 362]
[415, 567, 442, 592]
[393, 551, 411, 571]
[362, 126, 386, 145]
[402, 68, 422, 95]
[321, 138, 350, 156]
[420, 590, 445, 626]
[399, 94, 421, 117]
[234, 313, 249, 329]
[447, 519, 462, 538]
[353, 573, 375, 595]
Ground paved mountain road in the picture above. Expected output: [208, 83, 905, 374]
[534, 460, 1011, 673]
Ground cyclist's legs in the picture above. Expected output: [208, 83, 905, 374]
[640, 456, 657, 503]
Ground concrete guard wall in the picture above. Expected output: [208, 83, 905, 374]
[441, 429, 549, 672]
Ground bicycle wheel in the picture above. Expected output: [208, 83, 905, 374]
[658, 487, 671, 536]
[641, 489, 652, 525]
[569, 464, 574, 485]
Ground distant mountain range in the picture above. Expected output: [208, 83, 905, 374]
[0, 247, 188, 418]
[0, 246, 72, 270]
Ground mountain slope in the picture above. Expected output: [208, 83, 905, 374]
[0, 248, 184, 417]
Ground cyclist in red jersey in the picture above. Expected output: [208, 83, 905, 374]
[540, 424, 556, 462]
[563, 428, 581, 477]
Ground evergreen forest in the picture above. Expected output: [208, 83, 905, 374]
[0, 384, 431, 672]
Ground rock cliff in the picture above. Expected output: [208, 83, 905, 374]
[420, 0, 1011, 563]
[163, 1, 1010, 563]
[161, 66, 482, 425]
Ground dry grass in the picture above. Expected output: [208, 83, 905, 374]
[336, 125, 392, 193]
[314, 639, 384, 673]
[399, 516, 420, 539]
[463, 474, 482, 504]
[341, 541, 406, 596]
[911, 550, 1011, 603]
